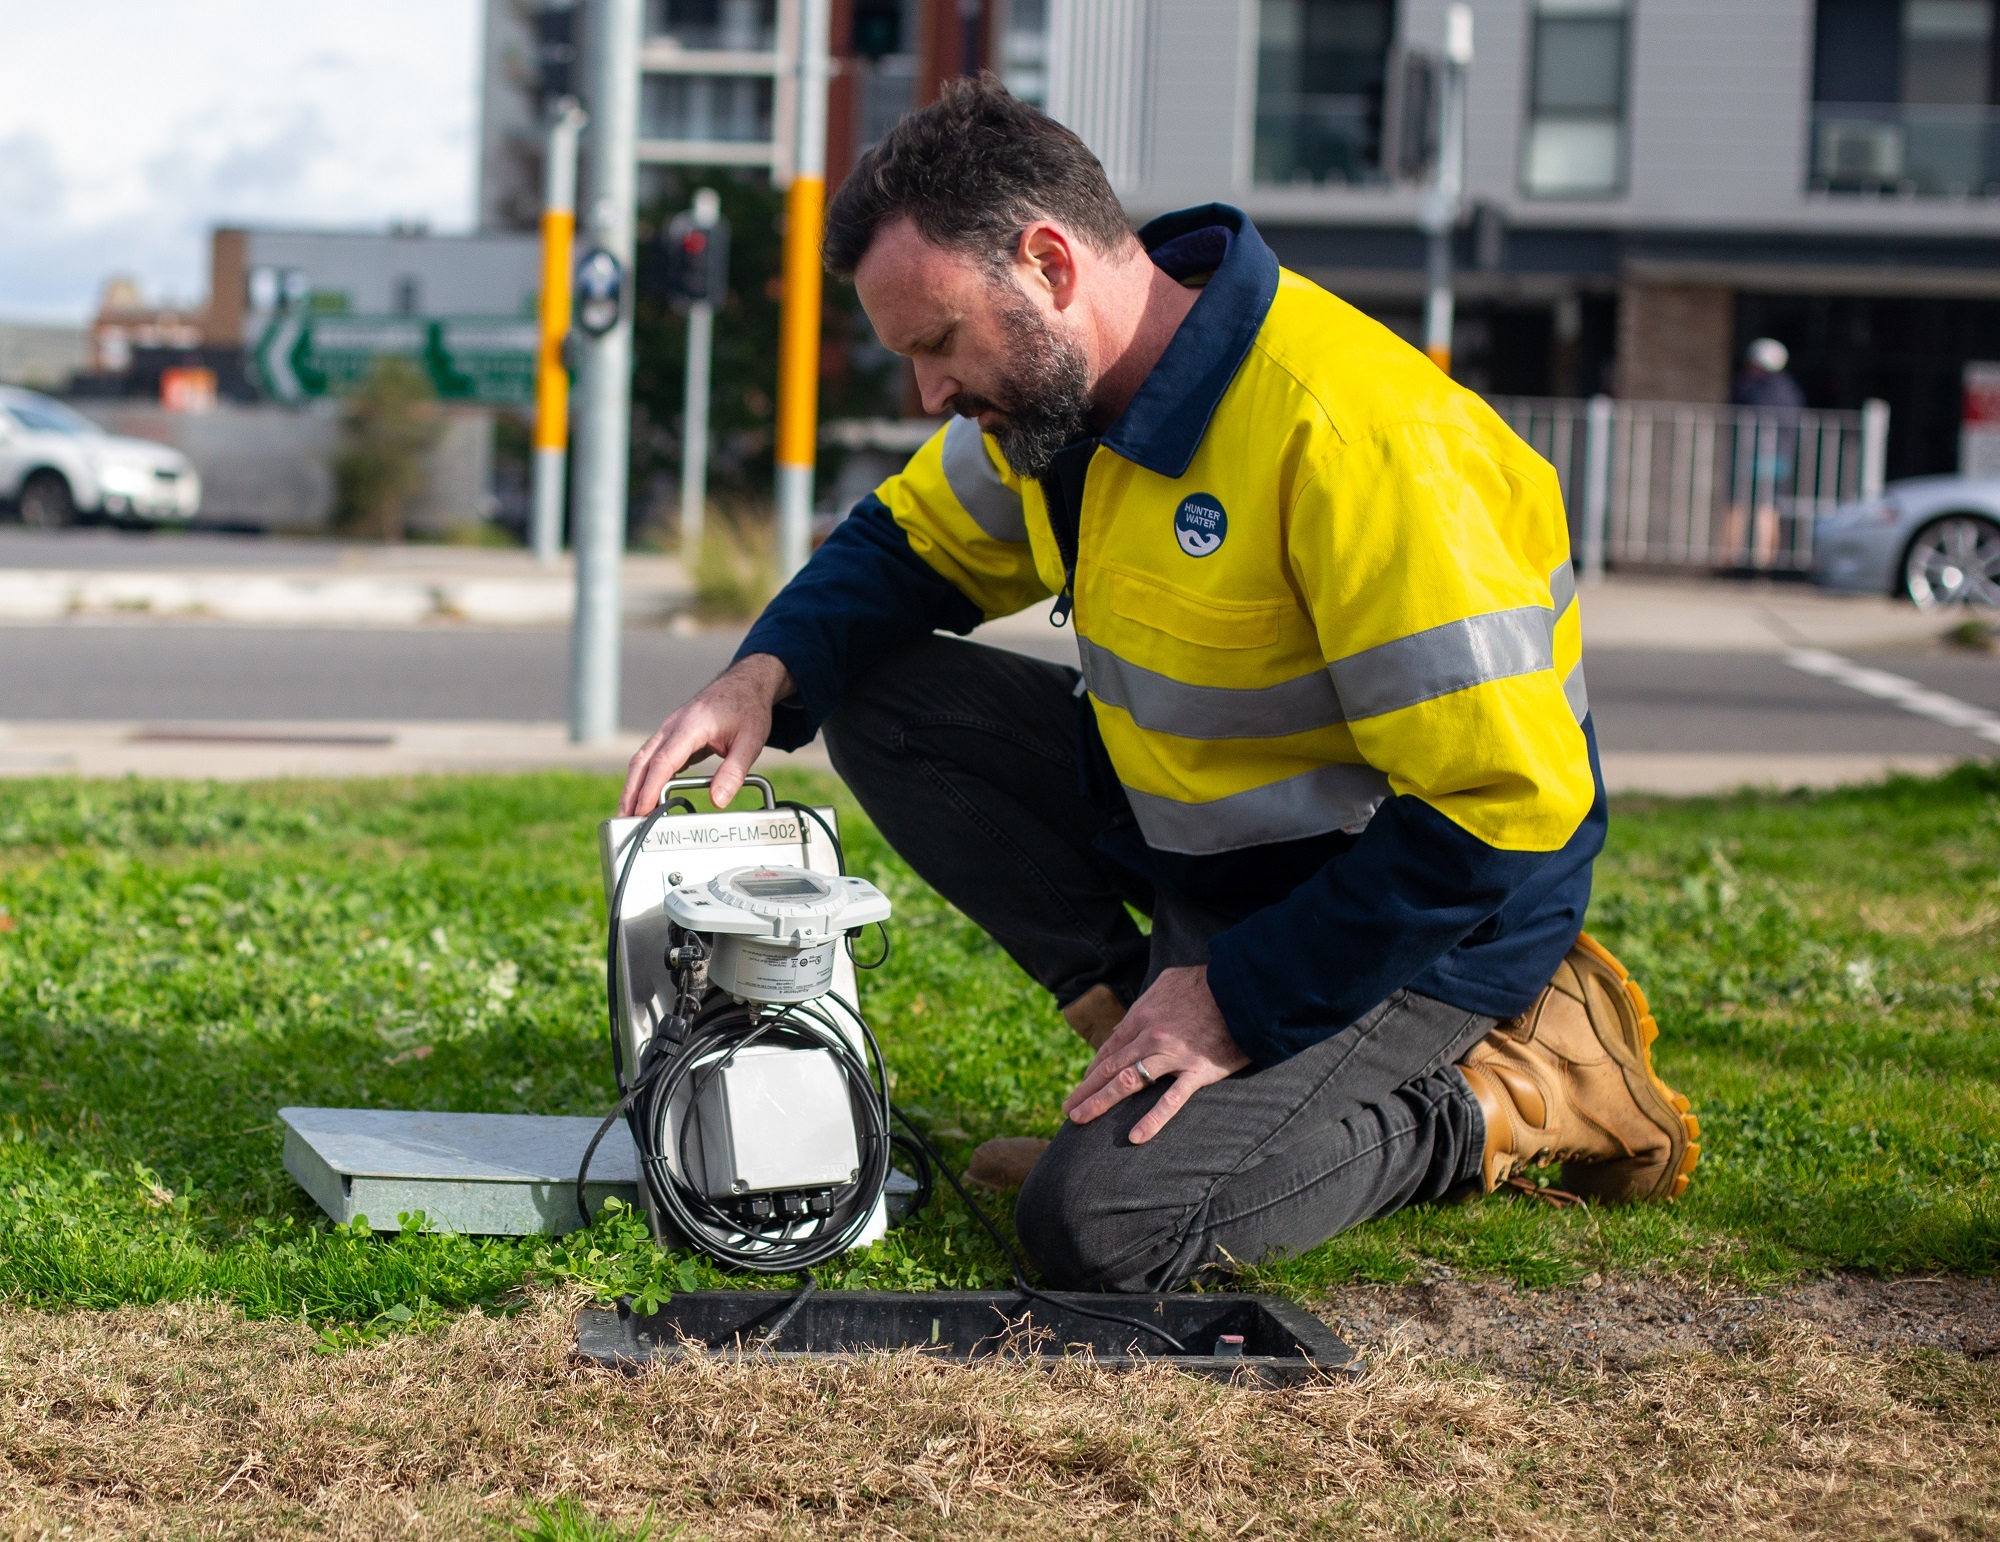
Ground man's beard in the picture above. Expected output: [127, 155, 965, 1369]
[949, 295, 1092, 480]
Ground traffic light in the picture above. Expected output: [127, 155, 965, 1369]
[662, 204, 730, 313]
[853, 0, 902, 60]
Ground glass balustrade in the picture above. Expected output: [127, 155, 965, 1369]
[1809, 104, 2000, 196]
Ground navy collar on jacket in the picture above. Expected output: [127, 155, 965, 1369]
[1099, 204, 1282, 481]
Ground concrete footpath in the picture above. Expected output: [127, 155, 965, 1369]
[0, 532, 692, 626]
[0, 720, 830, 781]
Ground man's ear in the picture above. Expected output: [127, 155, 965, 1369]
[1016, 221, 1079, 311]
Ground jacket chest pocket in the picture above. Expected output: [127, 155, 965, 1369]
[1107, 570, 1289, 651]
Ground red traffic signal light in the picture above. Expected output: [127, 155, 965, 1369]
[664, 208, 729, 311]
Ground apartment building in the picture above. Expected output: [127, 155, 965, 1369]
[479, 0, 2000, 478]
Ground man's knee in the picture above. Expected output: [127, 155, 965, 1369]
[1014, 1144, 1108, 1288]
[1015, 1126, 1179, 1292]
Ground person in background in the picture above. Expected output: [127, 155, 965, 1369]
[1725, 337, 1807, 567]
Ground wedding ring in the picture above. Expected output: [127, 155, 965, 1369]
[1133, 1058, 1156, 1086]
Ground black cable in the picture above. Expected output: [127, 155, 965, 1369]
[599, 802, 675, 1098]
[758, 1269, 818, 1349]
[776, 799, 845, 876]
[884, 1104, 1190, 1356]
[574, 1051, 672, 1230]
[887, 1132, 933, 1217]
[849, 919, 891, 970]
[633, 996, 891, 1271]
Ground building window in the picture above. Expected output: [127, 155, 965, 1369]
[642, 73, 775, 143]
[648, 0, 777, 51]
[1521, 0, 1630, 199]
[851, 0, 919, 153]
[1811, 0, 2000, 195]
[1253, 0, 1396, 186]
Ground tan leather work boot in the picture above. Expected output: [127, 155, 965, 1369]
[1062, 983, 1127, 1052]
[1458, 932, 1699, 1203]
[965, 1136, 1049, 1190]
[962, 989, 1126, 1190]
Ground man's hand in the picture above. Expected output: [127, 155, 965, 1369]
[1060, 965, 1250, 1143]
[618, 653, 796, 816]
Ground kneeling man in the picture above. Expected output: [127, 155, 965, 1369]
[622, 77, 1698, 1292]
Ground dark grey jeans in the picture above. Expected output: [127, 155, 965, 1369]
[820, 633, 1494, 1291]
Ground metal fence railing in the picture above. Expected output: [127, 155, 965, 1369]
[1487, 395, 1891, 579]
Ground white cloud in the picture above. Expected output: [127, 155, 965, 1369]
[0, 0, 481, 322]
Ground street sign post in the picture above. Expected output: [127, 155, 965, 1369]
[251, 314, 539, 406]
[1419, 3, 1472, 374]
[568, 0, 643, 747]
[775, 0, 832, 584]
[533, 97, 588, 566]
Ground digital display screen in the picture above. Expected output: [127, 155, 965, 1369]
[735, 874, 825, 899]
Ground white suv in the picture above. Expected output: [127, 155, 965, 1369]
[0, 387, 201, 526]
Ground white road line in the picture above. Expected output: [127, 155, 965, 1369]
[1785, 647, 2000, 747]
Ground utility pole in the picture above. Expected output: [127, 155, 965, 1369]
[1419, 2, 1473, 373]
[568, 0, 642, 744]
[531, 97, 587, 566]
[677, 188, 724, 555]
[775, 0, 832, 584]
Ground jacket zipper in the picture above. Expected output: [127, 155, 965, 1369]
[1042, 440, 1097, 630]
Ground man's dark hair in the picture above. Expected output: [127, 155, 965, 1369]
[824, 74, 1132, 279]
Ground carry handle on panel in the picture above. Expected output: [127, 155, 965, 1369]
[654, 770, 835, 876]
[660, 773, 777, 811]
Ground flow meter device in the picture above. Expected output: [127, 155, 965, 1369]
[582, 776, 899, 1270]
[576, 778, 1200, 1358]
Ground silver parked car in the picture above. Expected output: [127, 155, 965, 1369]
[1813, 475, 2000, 609]
[0, 387, 201, 526]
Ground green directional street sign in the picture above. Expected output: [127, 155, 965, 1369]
[252, 314, 540, 406]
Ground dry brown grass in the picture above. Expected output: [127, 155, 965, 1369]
[3, 1291, 1998, 1541]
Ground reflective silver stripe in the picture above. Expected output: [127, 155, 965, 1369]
[1123, 763, 1393, 855]
[1549, 559, 1576, 617]
[1563, 661, 1589, 722]
[1078, 636, 1344, 740]
[1330, 605, 1555, 723]
[939, 415, 1026, 543]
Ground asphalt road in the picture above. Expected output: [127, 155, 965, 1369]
[2, 619, 1996, 760]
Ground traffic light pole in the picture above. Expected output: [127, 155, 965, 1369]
[679, 188, 721, 555]
[1420, 3, 1472, 373]
[775, 0, 831, 583]
[532, 97, 586, 566]
[569, 0, 642, 745]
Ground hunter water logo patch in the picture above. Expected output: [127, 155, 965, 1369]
[1174, 493, 1227, 558]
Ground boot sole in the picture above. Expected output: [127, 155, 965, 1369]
[1570, 932, 1700, 1201]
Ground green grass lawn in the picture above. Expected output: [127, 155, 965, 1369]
[1, 766, 1996, 1337]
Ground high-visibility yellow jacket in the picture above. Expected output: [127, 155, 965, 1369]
[746, 205, 1603, 1065]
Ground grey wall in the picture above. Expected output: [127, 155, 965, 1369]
[241, 231, 541, 319]
[1126, 0, 2000, 240]
[78, 402, 497, 536]
[0, 323, 88, 389]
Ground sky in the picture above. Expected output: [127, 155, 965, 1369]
[0, 0, 483, 324]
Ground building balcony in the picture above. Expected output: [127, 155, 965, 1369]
[1809, 104, 2000, 198]
[645, 0, 777, 54]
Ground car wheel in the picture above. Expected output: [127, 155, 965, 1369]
[19, 470, 76, 528]
[1902, 514, 2000, 610]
